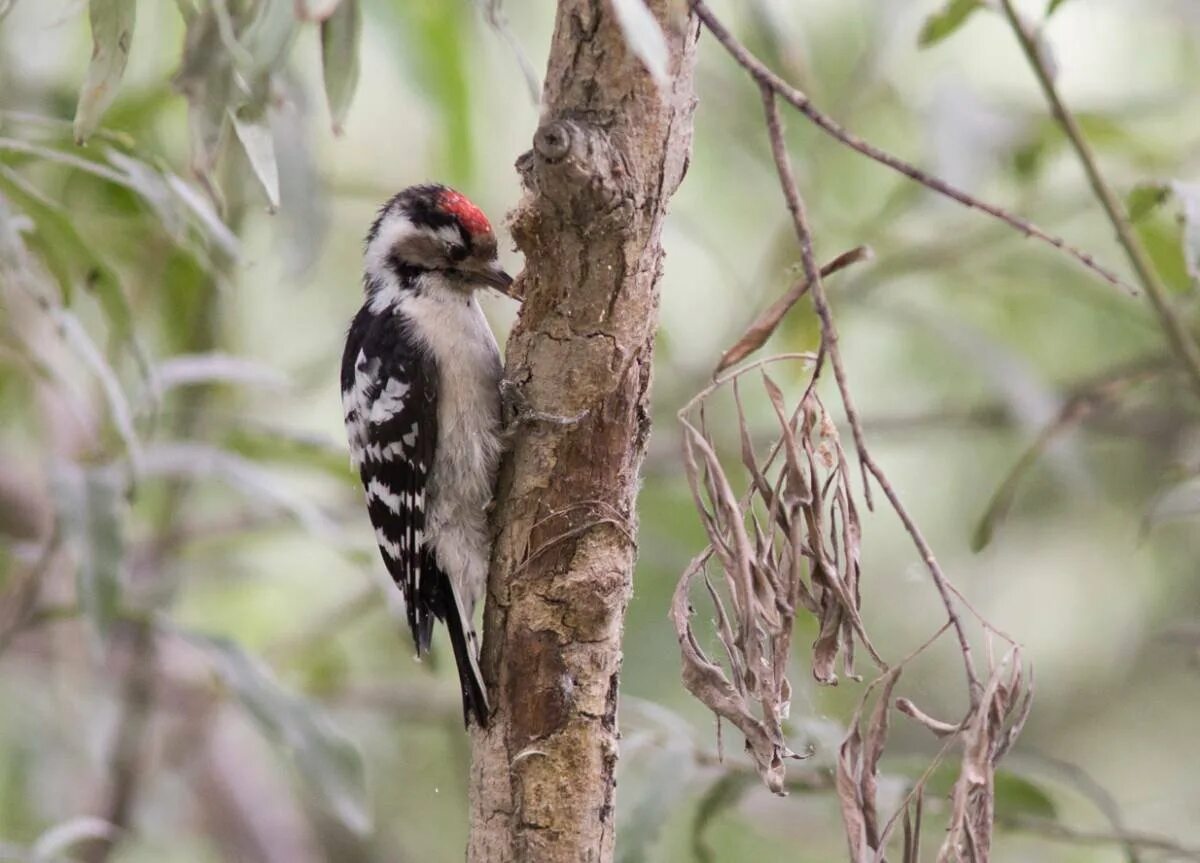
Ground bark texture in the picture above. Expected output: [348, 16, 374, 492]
[467, 3, 697, 861]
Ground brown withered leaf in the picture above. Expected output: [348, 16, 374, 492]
[713, 246, 872, 375]
[836, 715, 870, 860]
[671, 553, 793, 794]
[938, 649, 1032, 863]
[861, 668, 903, 848]
[674, 353, 890, 794]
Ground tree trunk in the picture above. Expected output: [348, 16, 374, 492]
[467, 3, 697, 861]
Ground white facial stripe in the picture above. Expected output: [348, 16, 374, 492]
[435, 225, 462, 247]
[364, 215, 420, 279]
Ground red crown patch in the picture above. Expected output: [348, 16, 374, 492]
[439, 189, 493, 237]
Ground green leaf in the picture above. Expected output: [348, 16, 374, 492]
[224, 424, 357, 486]
[923, 764, 1057, 820]
[918, 0, 983, 48]
[229, 106, 280, 212]
[1045, 0, 1070, 16]
[163, 172, 240, 260]
[320, 0, 362, 134]
[184, 632, 372, 836]
[154, 352, 289, 394]
[610, 0, 671, 88]
[174, 6, 235, 177]
[994, 770, 1058, 821]
[140, 442, 340, 538]
[1127, 182, 1171, 222]
[1136, 210, 1191, 295]
[617, 740, 697, 863]
[1145, 477, 1200, 530]
[56, 311, 141, 461]
[74, 0, 138, 144]
[0, 164, 120, 311]
[51, 465, 126, 644]
[239, 0, 299, 85]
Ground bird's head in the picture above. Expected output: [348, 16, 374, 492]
[364, 184, 512, 293]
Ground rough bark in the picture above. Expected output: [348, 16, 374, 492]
[467, 3, 698, 861]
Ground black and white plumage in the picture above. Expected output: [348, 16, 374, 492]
[341, 184, 511, 726]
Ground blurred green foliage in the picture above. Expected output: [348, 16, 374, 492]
[0, 0, 1199, 861]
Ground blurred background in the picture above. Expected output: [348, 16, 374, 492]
[1, 0, 1199, 860]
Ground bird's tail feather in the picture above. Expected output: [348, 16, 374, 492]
[436, 572, 490, 727]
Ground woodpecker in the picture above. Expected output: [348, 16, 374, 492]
[342, 184, 511, 726]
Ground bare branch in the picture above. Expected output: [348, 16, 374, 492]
[996, 0, 1200, 400]
[689, 0, 1138, 297]
[757, 86, 982, 703]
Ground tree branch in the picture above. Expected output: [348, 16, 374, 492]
[690, 0, 1137, 297]
[467, 3, 699, 861]
[758, 86, 983, 703]
[996, 0, 1200, 399]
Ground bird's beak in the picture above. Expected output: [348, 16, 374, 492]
[467, 260, 514, 294]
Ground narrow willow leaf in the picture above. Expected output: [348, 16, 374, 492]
[51, 465, 126, 644]
[155, 353, 289, 393]
[0, 137, 129, 186]
[1172, 181, 1200, 288]
[56, 311, 141, 462]
[139, 442, 339, 539]
[918, 0, 982, 47]
[610, 0, 671, 89]
[1145, 477, 1200, 530]
[320, 0, 361, 134]
[105, 149, 188, 240]
[230, 108, 280, 211]
[164, 174, 240, 259]
[1045, 0, 1070, 16]
[74, 0, 138, 144]
[616, 739, 697, 863]
[0, 165, 117, 310]
[240, 0, 299, 81]
[184, 632, 371, 835]
[32, 817, 117, 862]
[225, 425, 358, 487]
[472, 0, 542, 104]
[297, 0, 343, 19]
[173, 6, 235, 177]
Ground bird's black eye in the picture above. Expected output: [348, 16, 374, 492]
[447, 244, 468, 263]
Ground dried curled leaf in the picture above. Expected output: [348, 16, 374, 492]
[670, 552, 791, 794]
[938, 651, 1034, 863]
[673, 354, 884, 792]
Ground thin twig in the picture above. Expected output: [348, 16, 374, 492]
[689, 0, 1138, 297]
[1017, 750, 1141, 863]
[996, 0, 1200, 400]
[758, 86, 983, 704]
[1003, 816, 1200, 861]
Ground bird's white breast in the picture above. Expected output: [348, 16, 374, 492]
[397, 277, 502, 608]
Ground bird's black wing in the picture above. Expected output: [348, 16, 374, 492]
[342, 306, 440, 651]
